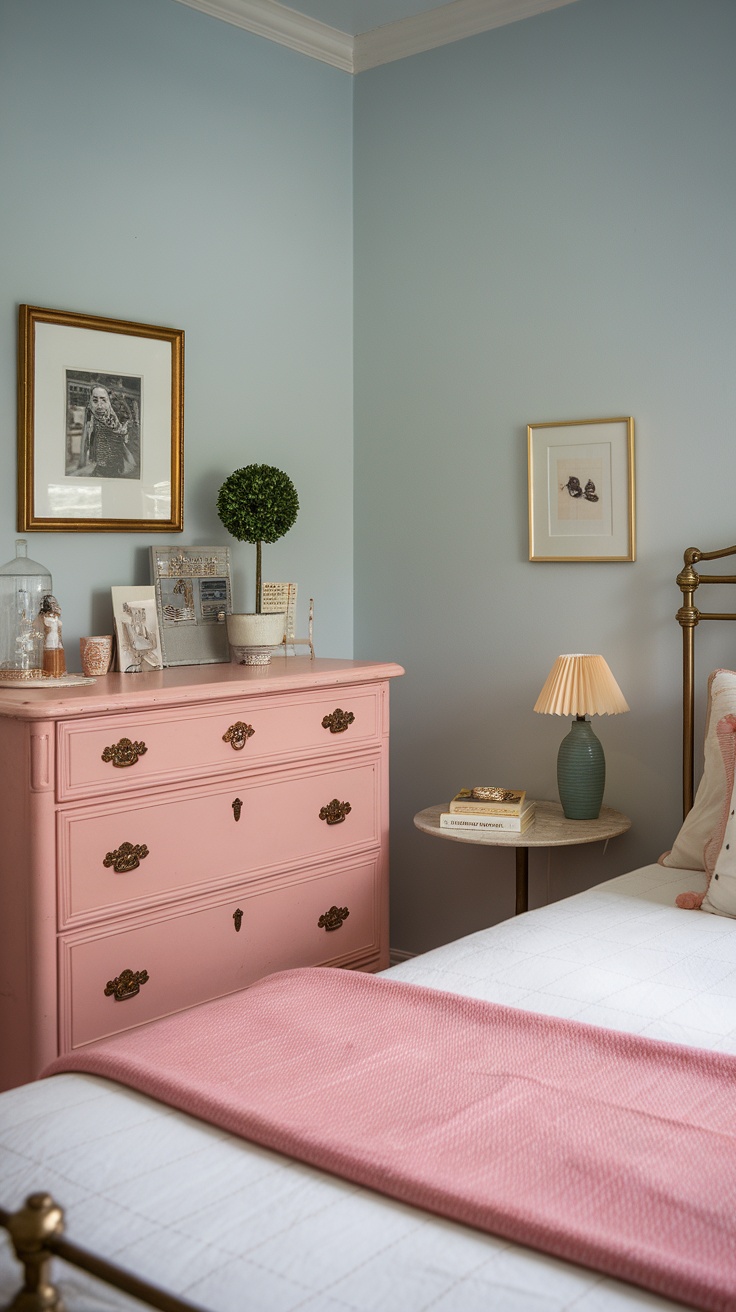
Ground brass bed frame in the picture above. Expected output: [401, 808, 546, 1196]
[3, 540, 736, 1311]
[677, 542, 736, 816]
[0, 1193, 208, 1312]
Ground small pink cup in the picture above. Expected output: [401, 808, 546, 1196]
[80, 635, 114, 677]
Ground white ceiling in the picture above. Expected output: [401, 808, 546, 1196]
[173, 0, 580, 72]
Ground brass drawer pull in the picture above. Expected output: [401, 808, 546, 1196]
[233, 908, 243, 932]
[232, 797, 243, 821]
[318, 905, 349, 931]
[104, 968, 149, 1001]
[319, 798, 352, 825]
[322, 708, 355, 734]
[222, 721, 255, 751]
[103, 842, 149, 873]
[101, 737, 147, 768]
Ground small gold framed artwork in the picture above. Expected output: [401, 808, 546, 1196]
[527, 416, 635, 562]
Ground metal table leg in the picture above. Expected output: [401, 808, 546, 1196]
[515, 846, 529, 915]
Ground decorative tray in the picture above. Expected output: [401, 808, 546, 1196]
[0, 673, 96, 688]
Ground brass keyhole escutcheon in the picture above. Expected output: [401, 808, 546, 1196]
[233, 908, 243, 933]
[319, 798, 352, 825]
[102, 842, 149, 873]
[318, 905, 349, 931]
[321, 708, 355, 734]
[104, 968, 149, 1001]
[222, 722, 255, 751]
[232, 798, 243, 822]
[101, 737, 147, 768]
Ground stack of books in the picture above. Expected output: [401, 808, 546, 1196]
[439, 787, 536, 834]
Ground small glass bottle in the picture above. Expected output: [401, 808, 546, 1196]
[0, 540, 52, 672]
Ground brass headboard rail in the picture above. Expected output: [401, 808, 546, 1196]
[677, 543, 736, 819]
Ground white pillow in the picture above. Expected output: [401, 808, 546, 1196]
[701, 713, 736, 916]
[662, 669, 736, 871]
[703, 810, 736, 918]
[676, 710, 736, 916]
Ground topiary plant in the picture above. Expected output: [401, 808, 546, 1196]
[216, 463, 299, 612]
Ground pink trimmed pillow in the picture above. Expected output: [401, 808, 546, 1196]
[677, 713, 736, 916]
[661, 669, 736, 872]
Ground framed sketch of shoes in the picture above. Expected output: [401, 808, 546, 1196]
[527, 416, 635, 563]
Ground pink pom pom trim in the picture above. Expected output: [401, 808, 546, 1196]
[676, 891, 704, 911]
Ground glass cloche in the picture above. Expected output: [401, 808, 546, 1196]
[0, 539, 52, 673]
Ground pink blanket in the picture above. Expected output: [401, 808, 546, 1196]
[44, 968, 736, 1312]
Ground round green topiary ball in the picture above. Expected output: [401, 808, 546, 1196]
[216, 463, 299, 544]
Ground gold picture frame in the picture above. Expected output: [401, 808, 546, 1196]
[18, 304, 184, 532]
[527, 416, 635, 562]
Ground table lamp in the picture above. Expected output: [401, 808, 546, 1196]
[534, 653, 629, 820]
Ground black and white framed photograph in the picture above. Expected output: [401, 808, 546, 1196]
[65, 370, 142, 480]
[527, 416, 635, 562]
[18, 304, 184, 531]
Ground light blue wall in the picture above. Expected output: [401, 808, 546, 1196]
[354, 0, 736, 948]
[4, 0, 736, 955]
[0, 0, 354, 653]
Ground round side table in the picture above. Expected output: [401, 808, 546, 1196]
[413, 800, 631, 915]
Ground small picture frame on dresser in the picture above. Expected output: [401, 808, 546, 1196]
[111, 585, 164, 673]
[150, 545, 232, 666]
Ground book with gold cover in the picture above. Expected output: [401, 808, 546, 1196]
[449, 787, 526, 816]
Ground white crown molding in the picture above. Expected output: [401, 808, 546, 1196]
[354, 0, 580, 71]
[172, 0, 580, 73]
[172, 0, 355, 72]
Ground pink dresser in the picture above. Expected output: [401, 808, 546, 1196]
[0, 657, 403, 1091]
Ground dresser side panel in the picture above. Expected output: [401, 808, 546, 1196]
[0, 717, 58, 1090]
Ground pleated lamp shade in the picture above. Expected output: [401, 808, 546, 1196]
[534, 655, 628, 820]
[534, 654, 629, 718]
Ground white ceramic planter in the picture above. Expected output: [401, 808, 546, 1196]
[226, 612, 286, 666]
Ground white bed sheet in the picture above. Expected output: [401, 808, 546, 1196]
[2, 863, 735, 1312]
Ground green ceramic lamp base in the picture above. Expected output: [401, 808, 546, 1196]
[557, 717, 605, 819]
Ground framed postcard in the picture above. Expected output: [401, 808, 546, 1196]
[110, 586, 164, 673]
[261, 582, 298, 643]
[527, 417, 635, 562]
[150, 546, 232, 666]
[18, 304, 184, 532]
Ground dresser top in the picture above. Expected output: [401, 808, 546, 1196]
[0, 657, 404, 721]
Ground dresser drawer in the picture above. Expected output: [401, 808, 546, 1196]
[58, 759, 381, 927]
[56, 686, 383, 802]
[59, 854, 381, 1051]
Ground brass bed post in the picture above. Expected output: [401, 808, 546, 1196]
[676, 542, 736, 820]
[0, 1194, 209, 1312]
[676, 549, 701, 818]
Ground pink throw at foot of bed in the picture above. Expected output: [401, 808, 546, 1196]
[44, 968, 736, 1312]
